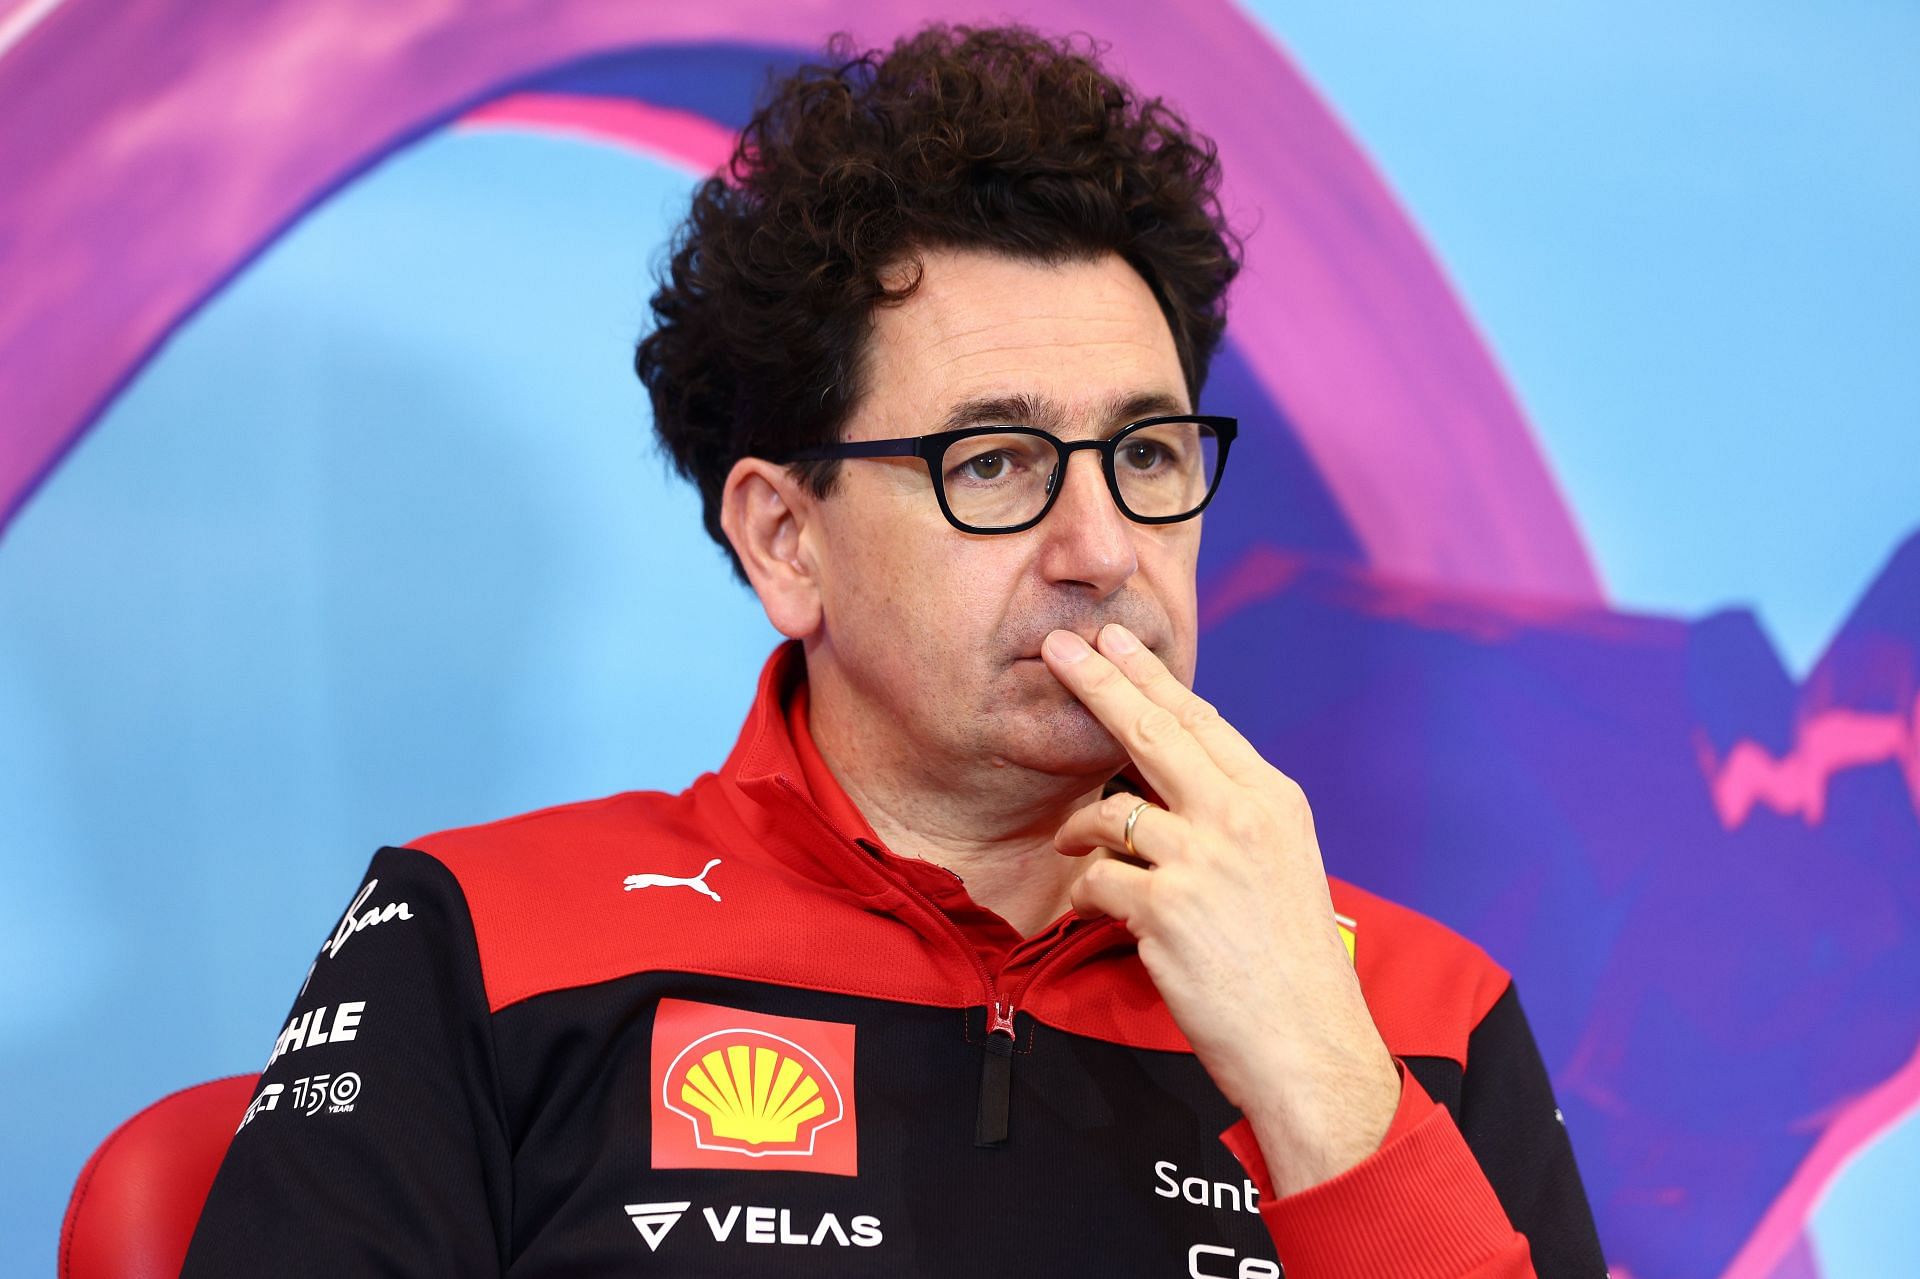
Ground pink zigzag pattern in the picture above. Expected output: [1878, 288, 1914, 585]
[1696, 692, 1920, 828]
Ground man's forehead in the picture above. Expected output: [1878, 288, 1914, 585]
[852, 249, 1191, 438]
[877, 256, 1170, 363]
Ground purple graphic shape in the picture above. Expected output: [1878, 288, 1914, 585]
[1196, 530, 1920, 1279]
[0, 0, 1598, 604]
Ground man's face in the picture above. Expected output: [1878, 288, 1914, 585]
[802, 247, 1203, 784]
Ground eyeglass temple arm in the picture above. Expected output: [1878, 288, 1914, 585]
[779, 438, 921, 462]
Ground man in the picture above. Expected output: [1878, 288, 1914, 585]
[184, 25, 1605, 1277]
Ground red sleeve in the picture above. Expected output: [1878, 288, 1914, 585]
[1218, 1061, 1535, 1278]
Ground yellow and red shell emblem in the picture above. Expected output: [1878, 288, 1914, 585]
[664, 1030, 843, 1154]
[650, 998, 858, 1174]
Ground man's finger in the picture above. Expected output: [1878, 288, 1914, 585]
[1069, 855, 1150, 923]
[1055, 792, 1186, 866]
[1095, 624, 1277, 786]
[1041, 630, 1213, 808]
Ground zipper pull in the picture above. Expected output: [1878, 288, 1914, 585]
[974, 1000, 1015, 1148]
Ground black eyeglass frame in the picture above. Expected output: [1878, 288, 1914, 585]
[772, 414, 1238, 535]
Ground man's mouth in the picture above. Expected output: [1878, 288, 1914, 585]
[1015, 628, 1149, 662]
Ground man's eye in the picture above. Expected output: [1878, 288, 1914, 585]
[953, 451, 1024, 483]
[1122, 441, 1169, 470]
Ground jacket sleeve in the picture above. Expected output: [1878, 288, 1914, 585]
[180, 846, 513, 1277]
[1217, 981, 1607, 1278]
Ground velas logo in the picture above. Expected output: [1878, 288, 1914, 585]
[651, 998, 857, 1176]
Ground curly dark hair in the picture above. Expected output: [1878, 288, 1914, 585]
[634, 24, 1243, 579]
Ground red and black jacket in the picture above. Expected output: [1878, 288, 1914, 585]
[183, 643, 1605, 1277]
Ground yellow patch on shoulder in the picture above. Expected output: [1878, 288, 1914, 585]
[1335, 912, 1357, 965]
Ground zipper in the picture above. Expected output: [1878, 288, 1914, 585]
[972, 918, 1127, 1147]
[975, 998, 1016, 1147]
[838, 836, 1025, 1148]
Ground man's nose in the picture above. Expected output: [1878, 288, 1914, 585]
[1036, 449, 1139, 595]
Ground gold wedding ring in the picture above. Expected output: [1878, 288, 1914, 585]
[1123, 799, 1156, 860]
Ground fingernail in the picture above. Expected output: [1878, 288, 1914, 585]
[1045, 630, 1091, 663]
[1102, 623, 1140, 654]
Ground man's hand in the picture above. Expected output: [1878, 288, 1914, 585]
[1044, 623, 1401, 1197]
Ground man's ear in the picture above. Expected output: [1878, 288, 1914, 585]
[719, 457, 823, 640]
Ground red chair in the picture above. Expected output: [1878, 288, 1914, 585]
[61, 1076, 259, 1279]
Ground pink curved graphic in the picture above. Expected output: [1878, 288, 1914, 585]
[457, 92, 736, 172]
[0, 0, 1600, 603]
[1718, 1037, 1920, 1279]
[1698, 693, 1920, 827]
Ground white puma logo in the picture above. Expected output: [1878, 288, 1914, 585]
[623, 857, 722, 902]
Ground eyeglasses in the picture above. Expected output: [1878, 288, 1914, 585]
[772, 415, 1237, 535]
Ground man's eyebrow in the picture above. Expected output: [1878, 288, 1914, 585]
[937, 389, 1188, 434]
[1104, 389, 1187, 425]
[940, 393, 1060, 433]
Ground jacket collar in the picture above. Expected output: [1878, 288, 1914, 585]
[712, 642, 899, 897]
[719, 641, 829, 810]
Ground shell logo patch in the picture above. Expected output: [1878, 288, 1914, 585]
[1336, 912, 1358, 965]
[650, 998, 857, 1176]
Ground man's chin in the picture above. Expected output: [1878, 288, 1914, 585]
[990, 699, 1131, 781]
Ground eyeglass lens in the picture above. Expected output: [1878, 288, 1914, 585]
[938, 421, 1222, 530]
